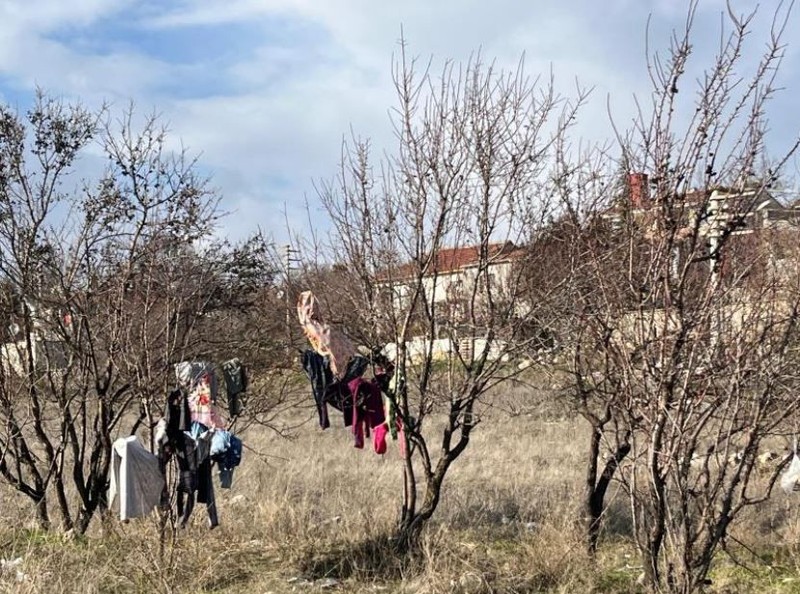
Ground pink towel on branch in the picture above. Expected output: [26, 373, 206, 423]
[296, 290, 355, 379]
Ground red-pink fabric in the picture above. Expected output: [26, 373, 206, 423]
[373, 424, 388, 454]
[348, 378, 385, 450]
[187, 372, 226, 429]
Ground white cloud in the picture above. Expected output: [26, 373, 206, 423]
[144, 0, 297, 28]
[0, 37, 169, 102]
[0, 0, 797, 243]
[142, 1, 644, 239]
[0, 0, 129, 32]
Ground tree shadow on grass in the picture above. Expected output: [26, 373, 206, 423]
[602, 497, 634, 540]
[296, 533, 413, 581]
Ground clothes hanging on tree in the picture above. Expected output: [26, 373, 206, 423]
[172, 423, 218, 528]
[302, 349, 334, 429]
[299, 338, 409, 456]
[177, 458, 218, 529]
[221, 358, 247, 417]
[177, 441, 218, 530]
[108, 436, 165, 521]
[117, 358, 250, 531]
[328, 355, 370, 427]
[348, 377, 385, 449]
[373, 424, 388, 455]
[297, 291, 356, 379]
[158, 388, 242, 528]
[164, 388, 191, 439]
[175, 361, 226, 429]
[210, 429, 243, 489]
[302, 349, 372, 430]
[342, 355, 370, 384]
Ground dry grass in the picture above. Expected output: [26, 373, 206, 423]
[1, 383, 800, 593]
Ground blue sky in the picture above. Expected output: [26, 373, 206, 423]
[0, 0, 798, 241]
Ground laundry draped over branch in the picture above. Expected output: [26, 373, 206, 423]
[297, 290, 357, 379]
[297, 290, 406, 457]
[176, 361, 227, 429]
[107, 359, 247, 527]
[108, 436, 163, 522]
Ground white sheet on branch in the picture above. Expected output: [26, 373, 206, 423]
[108, 436, 164, 521]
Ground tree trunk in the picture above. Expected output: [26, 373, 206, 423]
[584, 425, 602, 553]
[585, 437, 630, 554]
[400, 461, 415, 527]
[55, 483, 74, 531]
[639, 496, 667, 593]
[395, 468, 445, 553]
[35, 496, 50, 530]
[76, 499, 99, 535]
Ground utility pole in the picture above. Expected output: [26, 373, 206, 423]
[284, 244, 300, 360]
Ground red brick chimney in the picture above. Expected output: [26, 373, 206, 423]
[629, 172, 649, 208]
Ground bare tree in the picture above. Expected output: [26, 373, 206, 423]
[313, 44, 588, 549]
[0, 94, 282, 533]
[542, 2, 800, 591]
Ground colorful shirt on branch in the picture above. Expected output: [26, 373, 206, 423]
[175, 362, 226, 429]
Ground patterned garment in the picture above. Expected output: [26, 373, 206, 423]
[187, 372, 226, 429]
[175, 362, 226, 429]
[296, 290, 356, 379]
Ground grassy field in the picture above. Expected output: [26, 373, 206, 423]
[1, 385, 800, 593]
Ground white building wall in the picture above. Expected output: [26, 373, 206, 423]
[393, 260, 515, 306]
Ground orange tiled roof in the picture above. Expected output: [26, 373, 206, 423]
[387, 241, 521, 281]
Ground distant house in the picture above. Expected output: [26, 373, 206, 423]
[0, 297, 68, 377]
[603, 173, 797, 235]
[386, 241, 523, 308]
[379, 242, 524, 362]
[593, 173, 800, 353]
[602, 173, 800, 286]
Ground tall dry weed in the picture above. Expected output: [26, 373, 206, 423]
[0, 388, 799, 592]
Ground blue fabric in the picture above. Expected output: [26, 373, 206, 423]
[213, 433, 242, 489]
[218, 468, 234, 489]
[210, 430, 232, 457]
[190, 421, 209, 440]
[223, 435, 242, 469]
